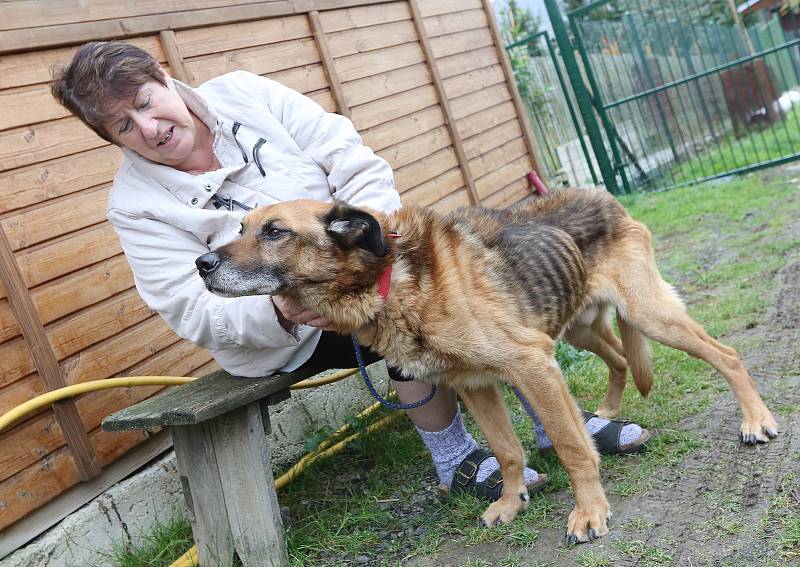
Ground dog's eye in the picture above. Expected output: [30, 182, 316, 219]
[263, 227, 286, 240]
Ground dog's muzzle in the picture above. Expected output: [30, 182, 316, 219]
[196, 252, 222, 277]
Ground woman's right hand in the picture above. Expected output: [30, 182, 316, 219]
[272, 296, 335, 331]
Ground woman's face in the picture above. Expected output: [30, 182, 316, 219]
[103, 71, 199, 170]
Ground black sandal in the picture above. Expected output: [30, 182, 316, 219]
[582, 410, 652, 455]
[439, 448, 549, 501]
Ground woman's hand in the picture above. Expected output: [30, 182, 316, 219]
[272, 296, 335, 331]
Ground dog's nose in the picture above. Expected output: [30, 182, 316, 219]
[196, 252, 222, 276]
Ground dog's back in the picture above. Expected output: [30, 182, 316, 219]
[445, 188, 627, 336]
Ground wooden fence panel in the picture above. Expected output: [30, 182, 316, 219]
[0, 0, 540, 540]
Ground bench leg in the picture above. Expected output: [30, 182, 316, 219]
[172, 423, 236, 566]
[210, 401, 289, 567]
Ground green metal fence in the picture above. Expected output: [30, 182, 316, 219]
[541, 0, 800, 193]
[506, 31, 599, 188]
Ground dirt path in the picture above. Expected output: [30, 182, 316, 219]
[409, 204, 800, 566]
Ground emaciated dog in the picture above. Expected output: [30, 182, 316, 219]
[196, 187, 778, 544]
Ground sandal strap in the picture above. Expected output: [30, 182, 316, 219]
[450, 448, 503, 500]
[582, 410, 629, 455]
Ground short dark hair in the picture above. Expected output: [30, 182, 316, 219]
[50, 41, 167, 142]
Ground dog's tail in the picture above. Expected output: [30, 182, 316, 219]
[617, 315, 653, 397]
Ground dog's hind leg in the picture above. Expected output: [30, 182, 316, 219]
[565, 308, 629, 418]
[613, 231, 778, 443]
[509, 335, 610, 544]
[456, 384, 528, 527]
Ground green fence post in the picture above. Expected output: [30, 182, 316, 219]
[544, 0, 619, 193]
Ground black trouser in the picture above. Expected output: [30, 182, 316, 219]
[297, 331, 406, 381]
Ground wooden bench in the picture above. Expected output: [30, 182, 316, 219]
[101, 367, 321, 567]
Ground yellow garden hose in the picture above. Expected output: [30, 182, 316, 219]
[0, 367, 398, 567]
[0, 370, 361, 434]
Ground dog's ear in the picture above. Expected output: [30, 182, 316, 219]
[324, 203, 387, 257]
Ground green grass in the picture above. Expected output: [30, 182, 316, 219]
[664, 107, 800, 186]
[107, 169, 800, 566]
[93, 512, 194, 567]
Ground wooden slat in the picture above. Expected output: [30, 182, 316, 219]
[62, 316, 181, 386]
[318, 1, 411, 34]
[463, 118, 523, 160]
[48, 289, 153, 362]
[0, 338, 210, 488]
[0, 84, 71, 131]
[1, 186, 109, 251]
[376, 124, 452, 170]
[0, 431, 172, 558]
[456, 100, 516, 140]
[308, 11, 349, 118]
[436, 45, 499, 80]
[0, 146, 120, 215]
[326, 19, 418, 59]
[175, 14, 311, 58]
[0, 225, 100, 480]
[361, 104, 444, 151]
[268, 63, 329, 94]
[335, 41, 425, 83]
[0, 299, 20, 343]
[0, 117, 106, 173]
[429, 27, 494, 60]
[409, 0, 478, 204]
[480, 0, 544, 182]
[442, 64, 505, 101]
[0, 1, 399, 54]
[483, 177, 530, 208]
[474, 154, 532, 199]
[102, 368, 315, 430]
[0, 255, 135, 335]
[185, 37, 320, 84]
[0, 373, 44, 419]
[0, 337, 35, 389]
[350, 83, 438, 131]
[0, 272, 145, 388]
[417, 0, 483, 18]
[342, 63, 430, 107]
[0, 37, 165, 90]
[15, 223, 121, 290]
[422, 8, 487, 38]
[159, 30, 190, 84]
[450, 82, 512, 121]
[0, 0, 270, 32]
[401, 167, 464, 207]
[469, 137, 528, 180]
[429, 187, 471, 213]
[394, 146, 459, 192]
[0, 425, 150, 530]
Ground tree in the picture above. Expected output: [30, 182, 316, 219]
[497, 0, 545, 56]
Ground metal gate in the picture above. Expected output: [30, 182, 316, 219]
[542, 0, 800, 193]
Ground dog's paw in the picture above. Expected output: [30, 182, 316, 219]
[565, 505, 610, 545]
[740, 414, 779, 445]
[593, 403, 621, 419]
[479, 490, 528, 528]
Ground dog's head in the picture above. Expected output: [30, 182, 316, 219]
[196, 200, 391, 307]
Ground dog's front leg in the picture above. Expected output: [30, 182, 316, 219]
[512, 345, 610, 545]
[457, 384, 529, 526]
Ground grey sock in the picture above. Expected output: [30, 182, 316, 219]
[512, 387, 643, 449]
[416, 405, 539, 488]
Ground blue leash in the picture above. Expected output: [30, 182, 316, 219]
[350, 335, 437, 410]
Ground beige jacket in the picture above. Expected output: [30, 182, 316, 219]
[107, 70, 401, 376]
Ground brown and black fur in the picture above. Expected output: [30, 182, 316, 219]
[197, 187, 778, 544]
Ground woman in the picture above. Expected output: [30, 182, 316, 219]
[51, 41, 647, 501]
